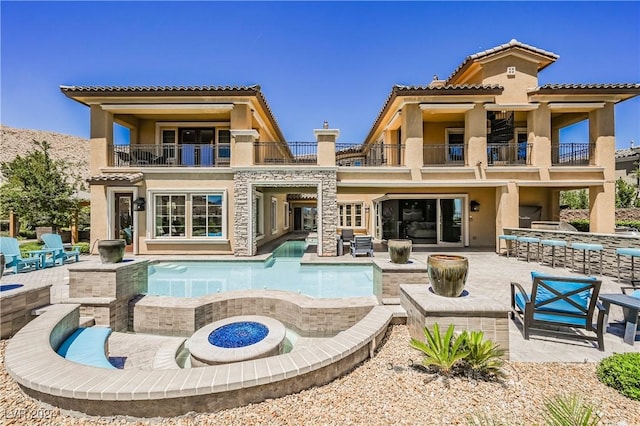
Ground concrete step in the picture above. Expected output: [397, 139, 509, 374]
[79, 316, 96, 327]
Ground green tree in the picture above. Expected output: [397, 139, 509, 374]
[615, 177, 637, 208]
[560, 189, 589, 209]
[0, 140, 82, 228]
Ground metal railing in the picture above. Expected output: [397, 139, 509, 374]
[110, 144, 231, 167]
[552, 143, 593, 166]
[254, 142, 317, 165]
[335, 143, 404, 166]
[423, 144, 466, 166]
[486, 143, 532, 166]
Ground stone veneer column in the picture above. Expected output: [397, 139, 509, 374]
[230, 130, 259, 167]
[314, 128, 339, 167]
[529, 103, 551, 179]
[233, 170, 338, 257]
[589, 103, 616, 233]
[465, 103, 487, 167]
[401, 103, 423, 177]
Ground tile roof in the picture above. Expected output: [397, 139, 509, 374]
[616, 148, 640, 159]
[364, 84, 503, 144]
[528, 83, 640, 94]
[86, 173, 144, 185]
[60, 85, 286, 142]
[446, 39, 559, 84]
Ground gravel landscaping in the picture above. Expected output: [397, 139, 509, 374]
[1, 325, 639, 425]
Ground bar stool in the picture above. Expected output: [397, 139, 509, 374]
[570, 243, 603, 275]
[498, 235, 518, 257]
[540, 239, 567, 268]
[516, 236, 540, 262]
[616, 248, 640, 281]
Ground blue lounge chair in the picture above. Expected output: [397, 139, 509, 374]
[0, 237, 40, 273]
[41, 233, 80, 265]
[510, 272, 605, 350]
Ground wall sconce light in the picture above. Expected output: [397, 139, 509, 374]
[364, 206, 370, 213]
[470, 200, 480, 212]
[133, 197, 146, 212]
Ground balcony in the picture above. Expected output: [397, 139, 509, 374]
[487, 143, 532, 166]
[423, 144, 466, 166]
[336, 143, 404, 167]
[254, 142, 317, 165]
[552, 143, 593, 166]
[110, 144, 230, 167]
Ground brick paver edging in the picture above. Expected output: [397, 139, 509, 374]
[5, 302, 394, 417]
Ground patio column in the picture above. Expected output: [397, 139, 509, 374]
[401, 104, 423, 178]
[495, 182, 519, 250]
[314, 125, 339, 167]
[230, 130, 259, 167]
[89, 105, 113, 174]
[465, 103, 486, 168]
[589, 103, 615, 233]
[529, 102, 551, 178]
[9, 211, 18, 238]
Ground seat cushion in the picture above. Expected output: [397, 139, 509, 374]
[616, 248, 640, 257]
[514, 293, 588, 327]
[529, 272, 596, 314]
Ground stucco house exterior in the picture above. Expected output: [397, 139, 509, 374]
[61, 40, 640, 257]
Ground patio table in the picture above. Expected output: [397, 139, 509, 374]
[600, 293, 640, 345]
[27, 248, 58, 269]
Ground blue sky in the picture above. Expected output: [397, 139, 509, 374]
[1, 1, 639, 147]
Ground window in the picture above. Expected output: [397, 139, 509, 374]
[153, 192, 226, 239]
[255, 192, 264, 238]
[339, 203, 365, 228]
[445, 128, 465, 163]
[271, 197, 278, 234]
[192, 195, 223, 237]
[154, 195, 186, 237]
[284, 202, 290, 229]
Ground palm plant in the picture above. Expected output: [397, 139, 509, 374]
[460, 330, 506, 379]
[409, 323, 469, 375]
[543, 394, 600, 426]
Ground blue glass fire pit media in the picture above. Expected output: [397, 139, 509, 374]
[208, 321, 269, 348]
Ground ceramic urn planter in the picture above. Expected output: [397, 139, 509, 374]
[97, 240, 125, 264]
[388, 239, 412, 264]
[427, 254, 469, 297]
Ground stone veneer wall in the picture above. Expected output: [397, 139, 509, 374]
[400, 284, 510, 359]
[504, 228, 640, 279]
[0, 284, 51, 338]
[67, 259, 148, 331]
[372, 259, 429, 302]
[233, 169, 338, 256]
[133, 291, 377, 337]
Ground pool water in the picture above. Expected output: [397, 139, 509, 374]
[147, 242, 373, 298]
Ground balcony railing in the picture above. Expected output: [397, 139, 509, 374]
[552, 143, 593, 166]
[110, 144, 230, 167]
[487, 143, 532, 166]
[423, 144, 466, 166]
[254, 142, 317, 165]
[336, 143, 404, 166]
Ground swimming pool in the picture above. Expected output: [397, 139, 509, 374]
[147, 241, 373, 298]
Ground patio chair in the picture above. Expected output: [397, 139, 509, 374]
[0, 236, 40, 273]
[41, 233, 80, 265]
[351, 235, 374, 257]
[510, 272, 605, 351]
[341, 228, 354, 246]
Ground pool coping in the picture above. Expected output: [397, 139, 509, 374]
[5, 301, 397, 417]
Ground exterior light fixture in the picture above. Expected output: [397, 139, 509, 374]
[133, 197, 146, 212]
[470, 200, 480, 212]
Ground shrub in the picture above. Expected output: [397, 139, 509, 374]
[615, 220, 640, 230]
[17, 229, 37, 239]
[596, 352, 640, 401]
[543, 394, 600, 426]
[410, 323, 506, 381]
[568, 219, 590, 232]
[74, 242, 90, 254]
[19, 241, 44, 255]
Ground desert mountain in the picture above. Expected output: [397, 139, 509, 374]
[0, 125, 90, 181]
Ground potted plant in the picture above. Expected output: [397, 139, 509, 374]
[427, 254, 469, 297]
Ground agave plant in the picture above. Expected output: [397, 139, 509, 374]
[409, 323, 469, 375]
[543, 394, 600, 426]
[460, 330, 506, 379]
